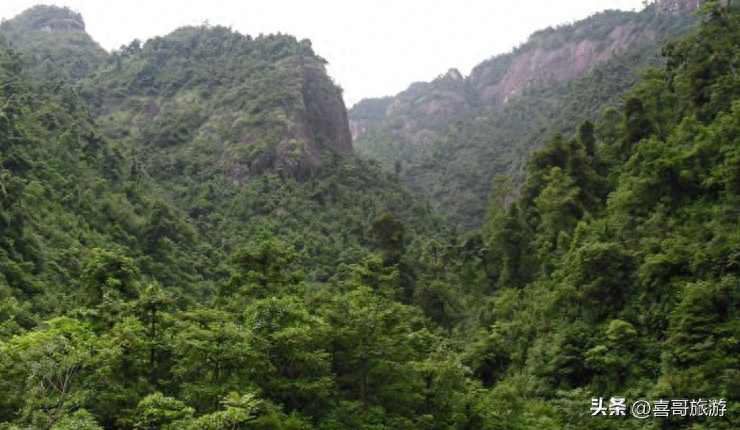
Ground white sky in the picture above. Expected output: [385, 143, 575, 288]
[0, 0, 647, 106]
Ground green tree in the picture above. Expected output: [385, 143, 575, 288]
[50, 409, 103, 430]
[131, 393, 194, 430]
[368, 211, 406, 266]
[137, 282, 175, 388]
[577, 120, 596, 157]
[322, 287, 430, 416]
[171, 309, 265, 412]
[5, 317, 102, 430]
[244, 296, 333, 415]
[81, 248, 139, 306]
[224, 236, 302, 301]
[620, 95, 652, 155]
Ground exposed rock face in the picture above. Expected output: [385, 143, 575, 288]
[0, 5, 107, 80]
[351, 69, 473, 143]
[347, 96, 393, 142]
[350, 119, 373, 142]
[386, 70, 472, 118]
[350, 5, 697, 141]
[275, 57, 353, 181]
[349, 2, 699, 228]
[353, 17, 652, 138]
[194, 55, 352, 184]
[83, 27, 354, 185]
[299, 58, 353, 156]
[444, 68, 464, 82]
[385, 89, 471, 117]
[346, 70, 468, 145]
[39, 18, 84, 32]
[472, 22, 652, 104]
[657, 0, 702, 14]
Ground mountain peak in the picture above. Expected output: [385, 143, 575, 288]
[81, 26, 351, 183]
[3, 5, 86, 32]
[0, 5, 105, 80]
[444, 68, 464, 82]
[656, 0, 702, 14]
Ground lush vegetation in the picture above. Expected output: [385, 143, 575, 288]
[0, 1, 739, 429]
[352, 3, 698, 229]
[461, 3, 740, 428]
[0, 5, 107, 80]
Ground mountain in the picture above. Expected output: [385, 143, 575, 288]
[2, 2, 740, 430]
[351, 0, 700, 228]
[464, 4, 740, 428]
[467, 0, 701, 105]
[0, 37, 208, 323]
[0, 6, 439, 283]
[0, 5, 108, 80]
[71, 24, 440, 278]
[1, 5, 353, 182]
[78, 26, 352, 183]
[0, 10, 459, 428]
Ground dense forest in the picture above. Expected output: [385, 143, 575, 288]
[351, 2, 698, 229]
[0, 1, 739, 429]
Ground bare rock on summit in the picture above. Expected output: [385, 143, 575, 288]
[0, 5, 108, 79]
[473, 22, 653, 104]
[656, 0, 702, 14]
[2, 7, 354, 184]
[349, 1, 700, 228]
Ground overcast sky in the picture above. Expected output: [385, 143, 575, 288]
[1, 0, 647, 106]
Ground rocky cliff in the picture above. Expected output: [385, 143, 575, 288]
[240, 54, 353, 181]
[1, 7, 352, 183]
[350, 0, 699, 228]
[656, 0, 702, 13]
[348, 96, 394, 142]
[469, 19, 655, 104]
[350, 2, 699, 144]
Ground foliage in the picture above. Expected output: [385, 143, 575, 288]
[1, 2, 740, 430]
[352, 3, 698, 229]
[0, 5, 107, 80]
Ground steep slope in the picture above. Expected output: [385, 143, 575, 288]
[348, 96, 393, 141]
[0, 40, 207, 327]
[0, 10, 475, 430]
[467, 0, 701, 104]
[0, 8, 354, 183]
[1, 2, 739, 430]
[0, 5, 108, 80]
[80, 26, 352, 183]
[0, 8, 442, 282]
[351, 0, 699, 228]
[72, 25, 438, 277]
[456, 4, 740, 428]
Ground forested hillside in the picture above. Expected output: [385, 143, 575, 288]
[74, 22, 435, 278]
[0, 1, 739, 430]
[351, 0, 699, 229]
[0, 37, 208, 321]
[0, 5, 106, 80]
[462, 2, 740, 428]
